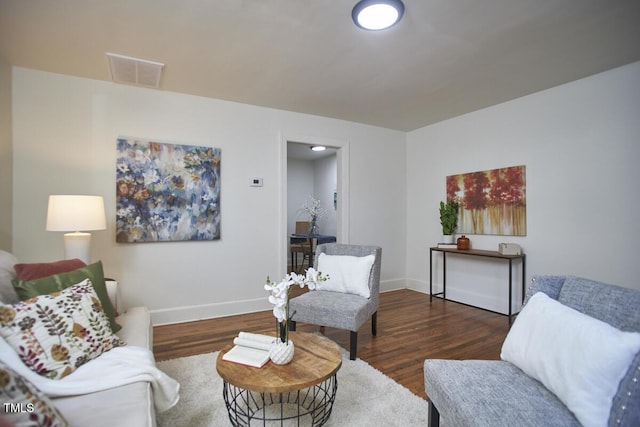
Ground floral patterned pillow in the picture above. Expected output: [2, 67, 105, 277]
[0, 279, 125, 379]
[0, 360, 69, 426]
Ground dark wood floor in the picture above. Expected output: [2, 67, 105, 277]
[153, 289, 510, 399]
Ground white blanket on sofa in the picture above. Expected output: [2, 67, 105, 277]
[0, 339, 179, 412]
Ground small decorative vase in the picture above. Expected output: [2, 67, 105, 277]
[442, 234, 455, 244]
[457, 235, 470, 250]
[269, 339, 295, 365]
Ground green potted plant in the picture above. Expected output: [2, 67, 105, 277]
[439, 200, 460, 243]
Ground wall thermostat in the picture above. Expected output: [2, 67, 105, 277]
[250, 178, 263, 187]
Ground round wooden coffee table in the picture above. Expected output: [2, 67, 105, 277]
[216, 332, 342, 426]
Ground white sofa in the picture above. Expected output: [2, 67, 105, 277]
[52, 303, 156, 427]
[0, 251, 159, 427]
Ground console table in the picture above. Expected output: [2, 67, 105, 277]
[429, 247, 526, 324]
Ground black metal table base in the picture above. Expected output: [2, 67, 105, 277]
[222, 375, 338, 426]
[429, 247, 526, 324]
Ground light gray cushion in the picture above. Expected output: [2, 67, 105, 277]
[290, 290, 373, 331]
[523, 275, 566, 305]
[558, 276, 640, 332]
[423, 359, 581, 427]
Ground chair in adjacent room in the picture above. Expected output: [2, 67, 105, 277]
[289, 243, 382, 360]
[290, 221, 311, 272]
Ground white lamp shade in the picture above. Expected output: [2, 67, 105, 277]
[46, 195, 107, 232]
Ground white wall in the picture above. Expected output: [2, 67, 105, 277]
[313, 154, 337, 237]
[286, 154, 337, 237]
[286, 157, 314, 267]
[286, 158, 314, 235]
[406, 61, 640, 315]
[14, 61, 633, 324]
[0, 55, 11, 251]
[11, 68, 407, 324]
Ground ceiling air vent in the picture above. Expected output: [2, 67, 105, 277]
[106, 53, 164, 88]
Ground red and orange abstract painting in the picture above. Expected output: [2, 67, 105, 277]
[447, 165, 526, 236]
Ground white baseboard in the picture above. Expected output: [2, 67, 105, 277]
[150, 278, 516, 326]
[404, 279, 519, 315]
[151, 297, 271, 326]
[151, 278, 407, 325]
[379, 278, 406, 292]
[405, 278, 429, 293]
[442, 287, 509, 314]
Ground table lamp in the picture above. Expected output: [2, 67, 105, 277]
[46, 195, 107, 264]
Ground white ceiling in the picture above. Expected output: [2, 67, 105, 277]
[1, 0, 639, 132]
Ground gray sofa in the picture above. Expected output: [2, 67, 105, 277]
[424, 275, 640, 427]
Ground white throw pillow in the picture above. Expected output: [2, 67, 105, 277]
[0, 279, 125, 379]
[501, 292, 640, 427]
[316, 253, 375, 298]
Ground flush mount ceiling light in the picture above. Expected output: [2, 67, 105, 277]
[310, 145, 327, 152]
[352, 0, 405, 31]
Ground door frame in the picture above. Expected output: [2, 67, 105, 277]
[279, 133, 350, 278]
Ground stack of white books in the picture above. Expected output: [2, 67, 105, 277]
[222, 332, 274, 368]
[437, 242, 458, 249]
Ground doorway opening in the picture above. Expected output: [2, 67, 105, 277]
[280, 136, 349, 277]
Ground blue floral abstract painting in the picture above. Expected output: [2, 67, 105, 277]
[116, 138, 221, 242]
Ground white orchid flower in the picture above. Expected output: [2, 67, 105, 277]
[287, 272, 301, 284]
[264, 269, 328, 338]
[305, 268, 318, 288]
[268, 294, 284, 306]
[306, 267, 318, 279]
[273, 306, 287, 323]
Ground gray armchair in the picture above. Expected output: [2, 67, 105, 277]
[289, 243, 382, 360]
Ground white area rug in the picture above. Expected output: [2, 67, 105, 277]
[157, 350, 431, 426]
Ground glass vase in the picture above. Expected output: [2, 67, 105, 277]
[309, 219, 319, 235]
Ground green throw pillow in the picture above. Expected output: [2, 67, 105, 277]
[12, 261, 120, 332]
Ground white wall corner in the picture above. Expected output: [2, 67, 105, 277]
[380, 278, 409, 292]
